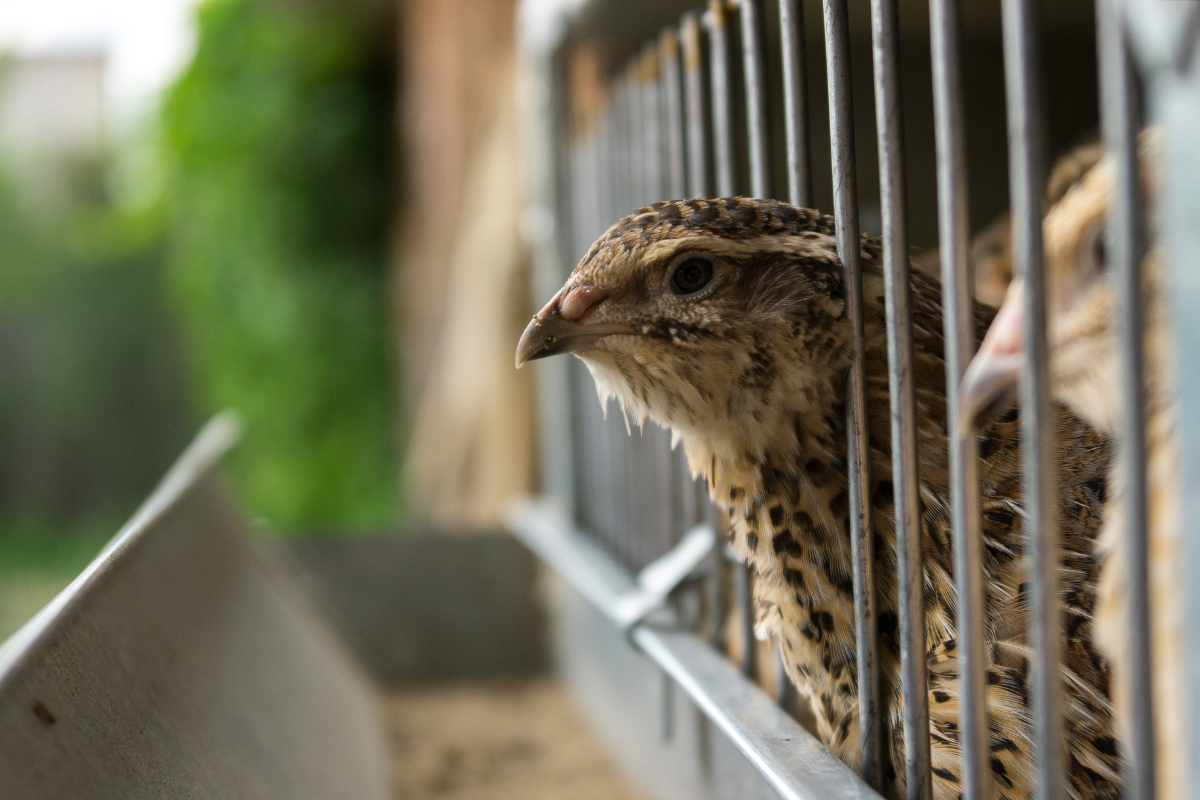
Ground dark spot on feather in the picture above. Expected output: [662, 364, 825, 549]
[990, 758, 1013, 788]
[769, 505, 785, 526]
[1082, 477, 1107, 503]
[804, 458, 832, 487]
[983, 508, 1015, 528]
[822, 559, 854, 597]
[991, 736, 1018, 752]
[728, 204, 756, 225]
[828, 490, 848, 519]
[1092, 736, 1118, 757]
[978, 431, 1001, 460]
[773, 532, 803, 558]
[872, 480, 894, 508]
[933, 767, 959, 784]
[835, 713, 853, 742]
[932, 690, 951, 703]
[784, 568, 806, 589]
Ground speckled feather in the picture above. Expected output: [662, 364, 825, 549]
[551, 197, 1120, 800]
[976, 135, 1181, 799]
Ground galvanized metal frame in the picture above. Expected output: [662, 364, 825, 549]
[928, 0, 988, 797]
[999, 4, 1065, 799]
[1097, 6, 1153, 800]
[0, 415, 391, 799]
[819, 0, 885, 786]
[867, 0, 930, 795]
[518, 0, 1184, 798]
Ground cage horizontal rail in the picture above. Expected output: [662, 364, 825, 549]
[507, 498, 882, 800]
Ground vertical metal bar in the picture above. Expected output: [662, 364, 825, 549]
[868, 0, 930, 796]
[706, 0, 750, 677]
[682, 12, 710, 198]
[1155, 29, 1200, 799]
[590, 102, 614, 544]
[779, 0, 812, 207]
[640, 44, 675, 564]
[1000, 1, 1063, 798]
[627, 62, 646, 207]
[611, 76, 630, 222]
[706, 0, 737, 197]
[662, 30, 688, 201]
[614, 64, 637, 565]
[598, 98, 616, 233]
[656, 427, 677, 557]
[706, 499, 728, 651]
[643, 47, 664, 204]
[585, 105, 610, 542]
[928, 0, 988, 796]
[740, 0, 770, 199]
[822, 0, 882, 788]
[1098, 3, 1153, 799]
[775, 641, 795, 706]
[733, 543, 758, 679]
[679, 450, 700, 533]
[659, 667, 676, 741]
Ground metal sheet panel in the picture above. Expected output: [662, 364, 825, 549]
[0, 418, 389, 800]
[288, 533, 547, 683]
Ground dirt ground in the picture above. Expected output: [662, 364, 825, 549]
[383, 679, 649, 800]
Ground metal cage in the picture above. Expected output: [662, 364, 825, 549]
[513, 0, 1200, 798]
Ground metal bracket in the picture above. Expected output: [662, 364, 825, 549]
[613, 522, 716, 632]
[507, 497, 714, 636]
[1118, 0, 1200, 75]
[508, 496, 881, 800]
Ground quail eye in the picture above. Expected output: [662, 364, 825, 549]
[671, 257, 715, 295]
[1092, 230, 1107, 273]
[1081, 220, 1108, 278]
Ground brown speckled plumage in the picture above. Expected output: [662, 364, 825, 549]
[966, 132, 1179, 799]
[519, 197, 1120, 799]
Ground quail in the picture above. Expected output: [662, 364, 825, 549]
[912, 138, 1106, 308]
[961, 131, 1180, 799]
[516, 197, 1120, 799]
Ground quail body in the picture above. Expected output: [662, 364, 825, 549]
[517, 197, 1119, 800]
[963, 132, 1179, 799]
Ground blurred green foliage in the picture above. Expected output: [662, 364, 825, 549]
[0, 0, 399, 639]
[160, 0, 400, 529]
[0, 152, 192, 631]
[0, 153, 192, 528]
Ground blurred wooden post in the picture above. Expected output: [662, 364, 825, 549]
[392, 0, 534, 527]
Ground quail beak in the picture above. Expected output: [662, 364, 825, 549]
[958, 281, 1026, 434]
[515, 284, 634, 367]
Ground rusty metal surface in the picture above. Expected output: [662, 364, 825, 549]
[0, 416, 389, 800]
